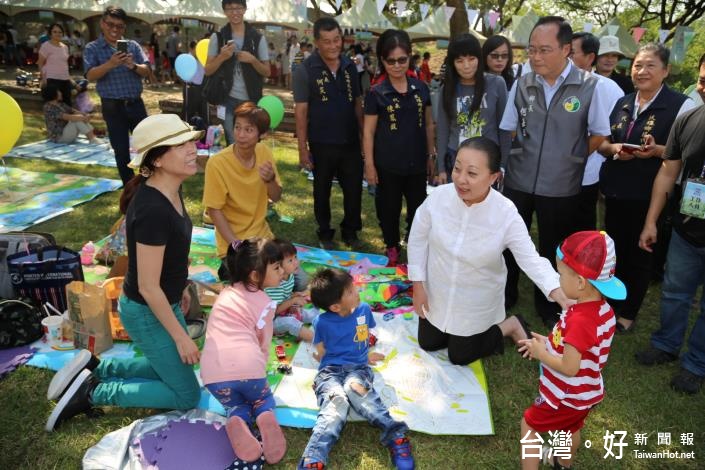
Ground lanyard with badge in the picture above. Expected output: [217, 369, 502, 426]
[680, 161, 705, 220]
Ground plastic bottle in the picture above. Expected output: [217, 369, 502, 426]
[80, 241, 95, 266]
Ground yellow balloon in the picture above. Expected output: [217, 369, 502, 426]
[0, 91, 23, 157]
[196, 38, 210, 66]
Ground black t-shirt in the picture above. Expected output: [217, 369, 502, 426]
[665, 105, 705, 247]
[122, 183, 192, 304]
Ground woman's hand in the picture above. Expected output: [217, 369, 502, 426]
[518, 332, 548, 360]
[633, 134, 660, 159]
[413, 281, 429, 319]
[259, 161, 276, 183]
[175, 334, 200, 365]
[639, 222, 658, 252]
[364, 162, 378, 186]
[611, 143, 635, 161]
[548, 287, 575, 311]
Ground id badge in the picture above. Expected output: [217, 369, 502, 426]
[680, 178, 705, 219]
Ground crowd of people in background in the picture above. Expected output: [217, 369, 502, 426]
[5, 3, 705, 467]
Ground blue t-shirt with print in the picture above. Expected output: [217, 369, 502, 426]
[313, 303, 375, 369]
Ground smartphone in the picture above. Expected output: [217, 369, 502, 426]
[621, 143, 642, 154]
[116, 40, 128, 54]
[227, 39, 237, 50]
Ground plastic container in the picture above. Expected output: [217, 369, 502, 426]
[80, 241, 95, 266]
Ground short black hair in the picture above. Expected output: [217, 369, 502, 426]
[173, 26, 180, 33]
[273, 238, 297, 257]
[102, 6, 127, 22]
[313, 17, 341, 40]
[225, 238, 283, 291]
[699, 53, 705, 68]
[457, 136, 501, 173]
[572, 32, 599, 66]
[41, 82, 60, 102]
[532, 16, 572, 47]
[423, 52, 431, 60]
[222, 0, 246, 8]
[309, 268, 353, 311]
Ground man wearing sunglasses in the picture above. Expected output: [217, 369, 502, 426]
[83, 6, 150, 184]
[293, 17, 364, 250]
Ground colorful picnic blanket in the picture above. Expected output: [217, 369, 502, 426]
[5, 138, 117, 167]
[0, 166, 122, 231]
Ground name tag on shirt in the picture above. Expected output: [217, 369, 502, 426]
[680, 179, 705, 219]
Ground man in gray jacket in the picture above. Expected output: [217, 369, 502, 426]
[500, 16, 611, 326]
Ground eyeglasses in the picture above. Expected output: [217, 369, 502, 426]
[103, 20, 126, 31]
[224, 6, 246, 13]
[526, 47, 556, 56]
[384, 56, 409, 66]
[489, 53, 509, 60]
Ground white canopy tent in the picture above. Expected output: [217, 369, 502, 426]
[406, 7, 486, 43]
[335, 0, 394, 34]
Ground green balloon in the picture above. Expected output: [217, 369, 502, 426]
[257, 95, 285, 129]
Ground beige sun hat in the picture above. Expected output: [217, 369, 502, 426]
[128, 114, 204, 168]
[598, 35, 625, 57]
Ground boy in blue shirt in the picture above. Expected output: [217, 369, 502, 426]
[298, 268, 414, 470]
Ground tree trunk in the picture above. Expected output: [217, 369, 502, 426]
[447, 0, 470, 39]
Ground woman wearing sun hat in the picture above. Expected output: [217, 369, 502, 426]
[45, 114, 204, 431]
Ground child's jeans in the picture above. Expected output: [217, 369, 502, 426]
[273, 307, 319, 337]
[206, 378, 275, 423]
[301, 364, 408, 465]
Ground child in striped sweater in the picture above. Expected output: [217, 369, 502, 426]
[264, 239, 318, 342]
[518, 231, 625, 470]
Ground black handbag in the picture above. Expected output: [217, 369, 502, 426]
[202, 31, 234, 106]
[0, 298, 43, 349]
[7, 246, 84, 312]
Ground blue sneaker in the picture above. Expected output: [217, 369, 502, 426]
[389, 437, 415, 470]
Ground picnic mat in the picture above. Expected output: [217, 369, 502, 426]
[275, 313, 494, 435]
[5, 137, 117, 167]
[0, 166, 122, 231]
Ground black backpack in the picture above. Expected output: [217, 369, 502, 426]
[0, 298, 44, 349]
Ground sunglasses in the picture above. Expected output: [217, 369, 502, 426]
[384, 56, 409, 66]
[489, 53, 509, 60]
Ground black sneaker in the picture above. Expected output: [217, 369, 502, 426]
[47, 349, 100, 400]
[671, 369, 704, 394]
[635, 347, 678, 366]
[342, 234, 362, 251]
[45, 369, 98, 432]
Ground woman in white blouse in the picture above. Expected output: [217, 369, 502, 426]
[408, 137, 571, 365]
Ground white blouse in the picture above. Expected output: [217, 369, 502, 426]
[407, 184, 560, 336]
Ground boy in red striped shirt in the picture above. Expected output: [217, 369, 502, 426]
[518, 231, 626, 470]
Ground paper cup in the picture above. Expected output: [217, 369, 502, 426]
[41, 316, 63, 348]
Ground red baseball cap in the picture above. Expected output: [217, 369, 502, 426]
[556, 231, 627, 300]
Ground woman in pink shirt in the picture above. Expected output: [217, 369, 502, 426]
[38, 23, 75, 106]
[200, 238, 287, 465]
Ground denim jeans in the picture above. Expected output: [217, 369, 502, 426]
[223, 96, 248, 146]
[651, 231, 705, 377]
[301, 364, 408, 465]
[206, 378, 275, 422]
[90, 296, 201, 409]
[100, 97, 148, 184]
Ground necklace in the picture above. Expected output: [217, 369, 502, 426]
[233, 146, 255, 169]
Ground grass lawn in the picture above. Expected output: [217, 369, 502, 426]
[0, 107, 703, 469]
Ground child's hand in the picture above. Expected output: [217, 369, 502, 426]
[518, 332, 548, 361]
[368, 351, 385, 365]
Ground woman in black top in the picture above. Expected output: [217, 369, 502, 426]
[482, 35, 515, 91]
[45, 114, 205, 431]
[598, 43, 694, 332]
[363, 29, 434, 266]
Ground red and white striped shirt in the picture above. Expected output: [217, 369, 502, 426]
[539, 300, 615, 410]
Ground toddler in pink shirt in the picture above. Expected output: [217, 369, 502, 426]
[200, 238, 287, 465]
